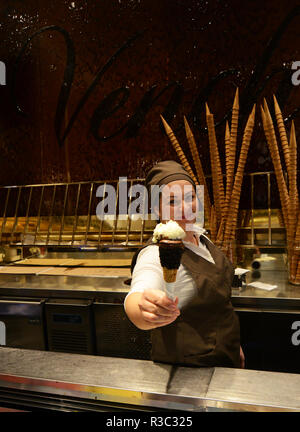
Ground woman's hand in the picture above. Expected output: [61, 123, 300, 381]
[138, 289, 180, 328]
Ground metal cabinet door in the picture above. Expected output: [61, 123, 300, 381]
[260, 311, 300, 373]
[93, 302, 151, 360]
[236, 309, 300, 373]
[0, 299, 46, 350]
[45, 298, 95, 355]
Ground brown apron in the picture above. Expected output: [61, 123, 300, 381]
[130, 235, 240, 368]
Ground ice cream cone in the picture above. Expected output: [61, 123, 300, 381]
[152, 221, 185, 285]
[160, 115, 198, 185]
[158, 239, 184, 273]
[277, 209, 285, 228]
[227, 88, 239, 200]
[206, 106, 225, 223]
[162, 267, 178, 283]
[262, 98, 300, 285]
[273, 94, 290, 173]
[295, 215, 300, 243]
[184, 116, 211, 218]
[159, 239, 184, 285]
[289, 121, 298, 241]
[224, 104, 255, 243]
[222, 90, 239, 238]
[295, 256, 300, 284]
[288, 241, 300, 285]
[230, 87, 239, 148]
[261, 100, 289, 230]
[224, 120, 232, 219]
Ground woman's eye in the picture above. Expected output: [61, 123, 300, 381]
[184, 194, 194, 202]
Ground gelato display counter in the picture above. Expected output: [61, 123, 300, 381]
[0, 178, 299, 415]
[0, 261, 300, 374]
[0, 347, 300, 412]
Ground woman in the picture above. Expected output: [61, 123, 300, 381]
[124, 160, 244, 368]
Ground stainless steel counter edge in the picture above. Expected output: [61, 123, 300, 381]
[0, 348, 300, 412]
[0, 373, 295, 412]
[1, 289, 300, 312]
[0, 372, 209, 411]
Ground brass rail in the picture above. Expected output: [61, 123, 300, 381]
[0, 171, 294, 248]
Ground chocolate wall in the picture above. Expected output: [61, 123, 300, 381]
[0, 0, 299, 201]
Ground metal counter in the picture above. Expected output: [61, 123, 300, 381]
[232, 268, 300, 310]
[0, 272, 130, 299]
[0, 265, 300, 307]
[0, 347, 299, 412]
[0, 267, 300, 373]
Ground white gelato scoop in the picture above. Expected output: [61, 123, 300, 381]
[152, 220, 186, 243]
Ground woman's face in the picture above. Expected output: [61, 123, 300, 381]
[156, 180, 197, 232]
